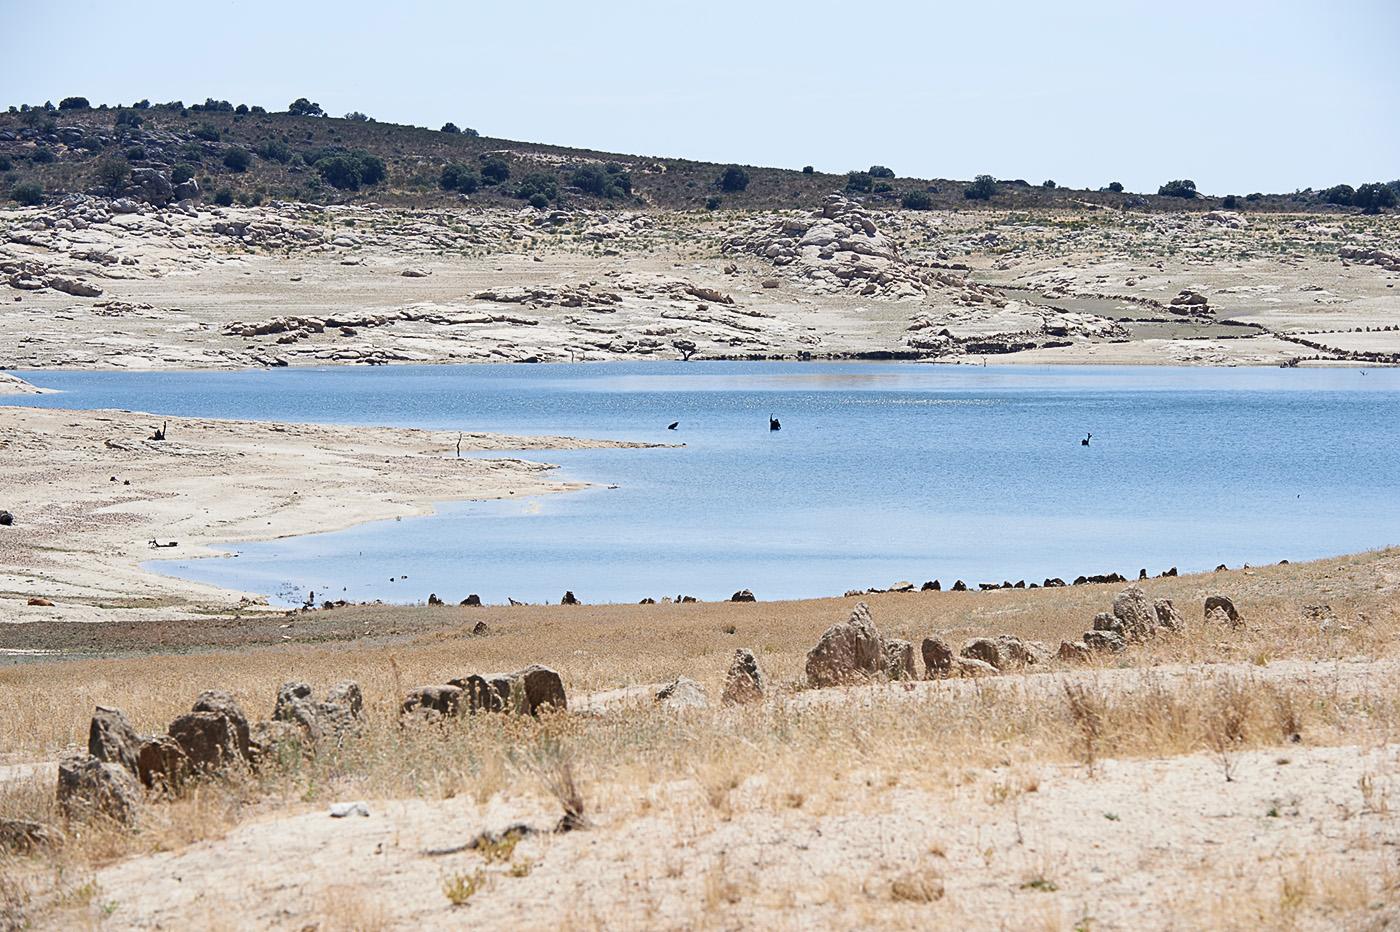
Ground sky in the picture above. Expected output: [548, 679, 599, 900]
[3, 0, 1397, 194]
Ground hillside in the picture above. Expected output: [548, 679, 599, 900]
[1, 100, 1385, 214]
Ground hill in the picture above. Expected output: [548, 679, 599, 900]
[2, 99, 1391, 214]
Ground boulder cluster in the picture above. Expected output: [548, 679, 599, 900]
[724, 195, 926, 298]
[1057, 585, 1185, 658]
[58, 682, 363, 823]
[400, 664, 567, 722]
[1339, 246, 1400, 273]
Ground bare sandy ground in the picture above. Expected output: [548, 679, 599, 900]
[0, 405, 664, 621]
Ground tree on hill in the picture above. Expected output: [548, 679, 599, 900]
[223, 147, 251, 172]
[868, 165, 895, 179]
[570, 163, 632, 199]
[1322, 184, 1354, 206]
[1353, 182, 1396, 214]
[95, 158, 130, 194]
[1106, 181, 1124, 193]
[58, 97, 90, 110]
[312, 149, 386, 190]
[1157, 179, 1197, 199]
[717, 165, 749, 192]
[964, 174, 996, 200]
[288, 97, 324, 117]
[481, 156, 511, 185]
[441, 122, 460, 134]
[344, 111, 370, 122]
[439, 162, 480, 193]
[845, 171, 874, 193]
[900, 189, 933, 210]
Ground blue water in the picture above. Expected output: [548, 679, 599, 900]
[8, 362, 1400, 605]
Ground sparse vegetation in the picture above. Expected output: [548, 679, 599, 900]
[10, 179, 43, 205]
[900, 189, 933, 210]
[845, 171, 873, 193]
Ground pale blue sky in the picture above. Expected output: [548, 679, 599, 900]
[4, 0, 1396, 193]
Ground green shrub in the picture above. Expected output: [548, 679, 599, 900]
[0, 155, 11, 172]
[440, 162, 480, 193]
[705, 195, 722, 210]
[964, 174, 996, 200]
[223, 147, 251, 172]
[1353, 182, 1396, 214]
[125, 146, 146, 161]
[314, 150, 385, 190]
[570, 163, 631, 198]
[133, 99, 150, 110]
[481, 156, 510, 185]
[235, 104, 249, 115]
[868, 165, 895, 179]
[1245, 192, 1263, 201]
[1157, 179, 1197, 198]
[58, 96, 90, 110]
[1042, 179, 1056, 189]
[115, 110, 142, 128]
[344, 111, 369, 122]
[1221, 194, 1240, 209]
[11, 181, 43, 206]
[845, 171, 873, 193]
[287, 97, 324, 117]
[96, 158, 130, 192]
[517, 172, 559, 202]
[802, 165, 814, 174]
[900, 189, 933, 210]
[31, 147, 55, 164]
[441, 122, 460, 134]
[250, 105, 266, 114]
[256, 140, 292, 163]
[179, 142, 205, 161]
[1106, 181, 1124, 193]
[213, 187, 234, 206]
[527, 192, 549, 210]
[717, 165, 749, 192]
[171, 163, 195, 184]
[193, 124, 220, 142]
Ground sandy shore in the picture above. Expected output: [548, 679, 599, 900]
[0, 403, 665, 622]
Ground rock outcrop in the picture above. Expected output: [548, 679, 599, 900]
[721, 648, 765, 705]
[805, 602, 884, 687]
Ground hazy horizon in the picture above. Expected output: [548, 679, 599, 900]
[5, 0, 1397, 194]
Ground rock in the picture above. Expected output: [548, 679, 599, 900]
[57, 752, 142, 824]
[401, 268, 431, 277]
[461, 594, 482, 606]
[27, 597, 53, 606]
[400, 685, 463, 721]
[1153, 598, 1184, 631]
[805, 602, 883, 687]
[721, 648, 765, 705]
[1082, 629, 1126, 652]
[173, 178, 199, 200]
[129, 167, 174, 206]
[1092, 611, 1124, 635]
[46, 276, 103, 297]
[329, 801, 370, 818]
[960, 637, 1003, 669]
[655, 677, 708, 710]
[1043, 577, 1066, 587]
[272, 681, 321, 739]
[505, 664, 568, 715]
[0, 510, 12, 526]
[1204, 595, 1241, 626]
[249, 720, 305, 763]
[730, 589, 756, 602]
[921, 580, 940, 591]
[888, 581, 915, 593]
[761, 279, 780, 289]
[191, 689, 251, 761]
[561, 590, 581, 605]
[136, 735, 188, 790]
[168, 711, 244, 773]
[920, 636, 954, 679]
[955, 657, 999, 677]
[88, 706, 142, 776]
[684, 285, 734, 305]
[427, 593, 444, 606]
[0, 818, 54, 853]
[994, 635, 1035, 667]
[882, 638, 917, 680]
[109, 198, 140, 214]
[471, 620, 490, 636]
[1057, 640, 1091, 662]
[951, 580, 967, 592]
[1111, 585, 1157, 639]
[451, 673, 507, 713]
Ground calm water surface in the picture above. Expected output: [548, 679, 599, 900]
[10, 362, 1400, 605]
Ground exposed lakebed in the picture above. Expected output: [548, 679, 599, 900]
[9, 362, 1400, 605]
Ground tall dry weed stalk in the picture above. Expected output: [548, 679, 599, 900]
[1062, 682, 1106, 774]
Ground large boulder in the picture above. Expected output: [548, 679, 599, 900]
[960, 637, 1003, 670]
[168, 711, 244, 773]
[1153, 598, 1184, 631]
[1204, 595, 1242, 627]
[730, 589, 756, 602]
[882, 639, 917, 681]
[994, 635, 1036, 667]
[400, 685, 463, 721]
[271, 682, 321, 739]
[1111, 585, 1157, 639]
[128, 167, 174, 206]
[805, 602, 883, 687]
[88, 706, 142, 776]
[655, 677, 708, 710]
[920, 636, 955, 679]
[191, 690, 251, 761]
[1083, 629, 1126, 652]
[136, 735, 188, 791]
[57, 752, 142, 824]
[272, 680, 364, 742]
[450, 665, 568, 716]
[249, 720, 307, 763]
[721, 648, 765, 705]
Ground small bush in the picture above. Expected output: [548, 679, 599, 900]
[0, 155, 11, 172]
[222, 148, 251, 172]
[1353, 182, 1396, 214]
[527, 192, 549, 209]
[801, 165, 814, 174]
[96, 158, 130, 192]
[10, 181, 43, 206]
[440, 122, 460, 134]
[314, 150, 385, 190]
[171, 163, 195, 184]
[517, 172, 559, 203]
[705, 194, 722, 210]
[58, 96, 90, 110]
[481, 156, 510, 185]
[115, 110, 142, 128]
[133, 99, 150, 110]
[901, 189, 933, 210]
[845, 171, 874, 193]
[31, 147, 55, 164]
[1157, 179, 1198, 199]
[1042, 179, 1056, 189]
[868, 165, 895, 179]
[1106, 181, 1124, 193]
[1245, 192, 1263, 201]
[1322, 184, 1354, 206]
[256, 140, 292, 163]
[125, 146, 146, 161]
[1221, 194, 1240, 209]
[439, 162, 480, 193]
[964, 174, 996, 200]
[570, 163, 631, 199]
[287, 97, 324, 117]
[234, 103, 249, 115]
[344, 111, 369, 122]
[717, 165, 749, 192]
[213, 187, 234, 206]
[193, 124, 221, 142]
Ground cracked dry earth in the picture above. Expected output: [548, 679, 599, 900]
[3, 196, 1398, 372]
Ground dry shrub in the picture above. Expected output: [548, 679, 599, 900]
[1062, 681, 1105, 773]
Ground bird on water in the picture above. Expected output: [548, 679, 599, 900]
[667, 421, 679, 430]
[1081, 433, 1092, 446]
[769, 414, 781, 431]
